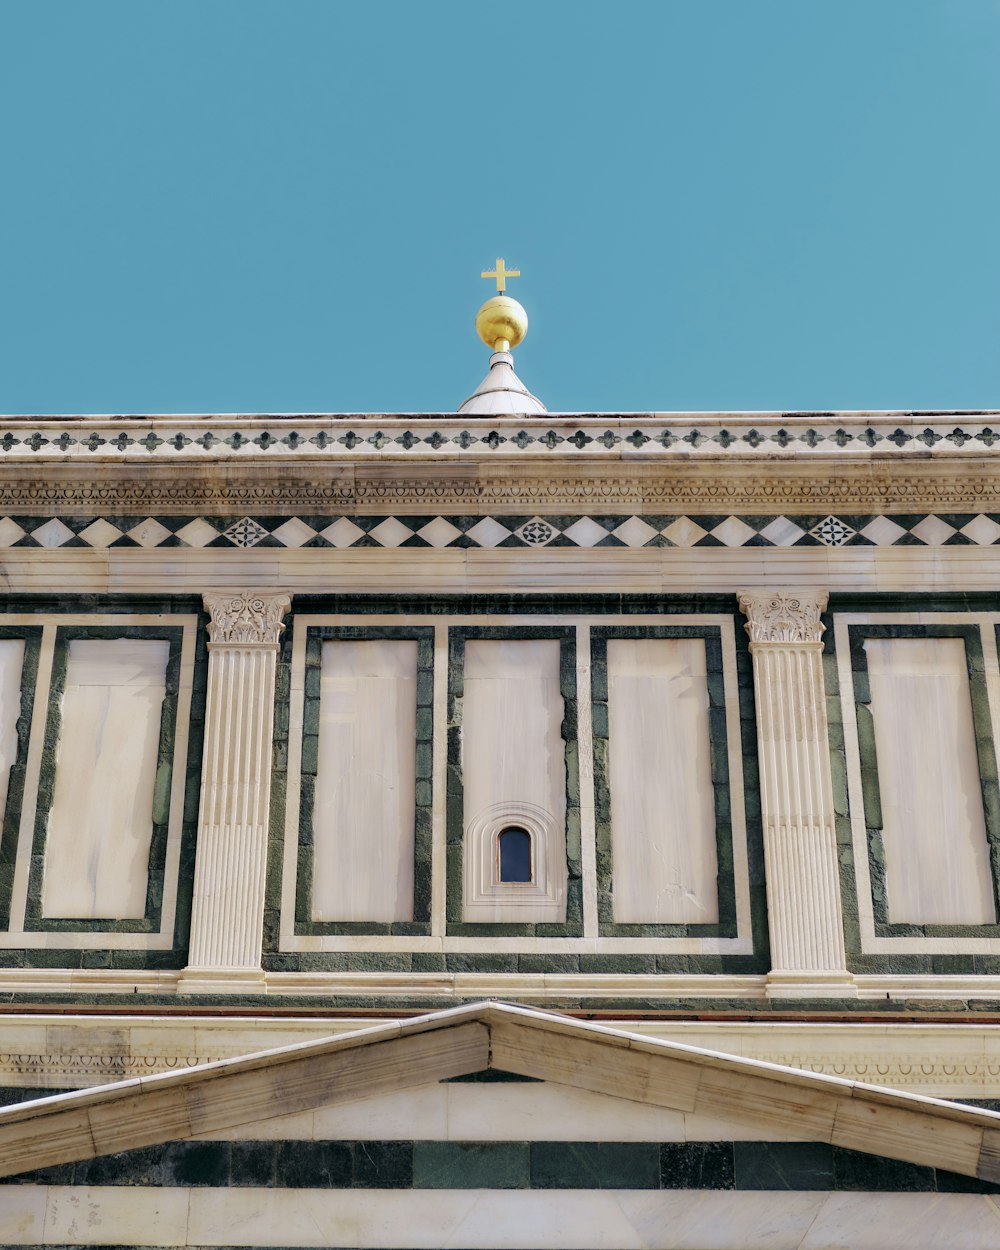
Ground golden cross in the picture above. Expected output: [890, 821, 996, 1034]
[481, 257, 520, 294]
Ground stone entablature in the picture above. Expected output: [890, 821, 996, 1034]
[1, 411, 1000, 518]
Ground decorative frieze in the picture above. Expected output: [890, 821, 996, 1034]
[738, 590, 855, 998]
[180, 591, 290, 993]
[0, 510, 998, 548]
[0, 412, 998, 462]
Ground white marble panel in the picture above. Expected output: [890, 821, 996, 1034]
[13, 1186, 995, 1250]
[42, 639, 169, 920]
[0, 640, 24, 827]
[312, 640, 417, 922]
[866, 637, 995, 925]
[462, 639, 566, 921]
[607, 638, 718, 923]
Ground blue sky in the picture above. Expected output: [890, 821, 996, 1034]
[1, 1, 998, 414]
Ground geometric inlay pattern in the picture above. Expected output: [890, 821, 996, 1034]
[0, 512, 997, 550]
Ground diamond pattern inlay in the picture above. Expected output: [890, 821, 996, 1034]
[517, 518, 558, 546]
[0, 517, 27, 547]
[321, 518, 366, 548]
[860, 517, 908, 546]
[78, 519, 124, 548]
[369, 518, 415, 547]
[563, 517, 611, 547]
[30, 519, 75, 548]
[612, 516, 659, 547]
[175, 519, 221, 548]
[910, 515, 957, 546]
[759, 517, 806, 547]
[661, 517, 708, 547]
[711, 517, 757, 547]
[961, 515, 1000, 546]
[417, 517, 463, 548]
[0, 511, 997, 555]
[271, 518, 317, 547]
[128, 518, 173, 548]
[466, 517, 512, 548]
[810, 516, 856, 546]
[223, 517, 268, 548]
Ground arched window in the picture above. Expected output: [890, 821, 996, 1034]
[464, 801, 565, 921]
[498, 826, 532, 883]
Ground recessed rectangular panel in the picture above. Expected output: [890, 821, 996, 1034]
[607, 638, 719, 924]
[42, 639, 169, 920]
[0, 639, 24, 825]
[462, 639, 567, 922]
[463, 640, 565, 823]
[312, 640, 417, 922]
[866, 637, 995, 925]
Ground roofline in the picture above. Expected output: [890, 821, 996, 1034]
[1, 1001, 999, 1182]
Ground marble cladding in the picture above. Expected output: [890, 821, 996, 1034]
[462, 640, 567, 923]
[41, 639, 168, 921]
[0, 639, 23, 828]
[607, 638, 718, 924]
[312, 640, 417, 923]
[5, 1185, 1000, 1249]
[866, 637, 995, 925]
[6, 510, 1000, 550]
[184, 631, 281, 978]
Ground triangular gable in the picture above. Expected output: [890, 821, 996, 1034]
[0, 1001, 998, 1184]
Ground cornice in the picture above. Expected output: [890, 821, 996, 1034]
[2, 413, 999, 516]
[0, 411, 998, 464]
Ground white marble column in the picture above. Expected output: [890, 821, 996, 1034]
[180, 592, 290, 994]
[738, 590, 856, 999]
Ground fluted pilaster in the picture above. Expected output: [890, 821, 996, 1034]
[739, 591, 855, 998]
[180, 592, 290, 993]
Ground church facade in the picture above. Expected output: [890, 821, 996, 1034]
[1, 290, 1000, 1244]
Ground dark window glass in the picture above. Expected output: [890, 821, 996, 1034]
[498, 826, 532, 882]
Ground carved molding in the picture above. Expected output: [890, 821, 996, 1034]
[1, 1046, 998, 1094]
[3, 463, 1000, 515]
[204, 592, 291, 646]
[739, 590, 829, 644]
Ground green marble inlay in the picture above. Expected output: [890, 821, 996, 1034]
[849, 622, 1000, 940]
[5, 1137, 998, 1195]
[0, 598, 206, 969]
[590, 625, 741, 941]
[822, 600, 1000, 975]
[0, 627, 42, 932]
[24, 625, 187, 936]
[270, 625, 437, 945]
[412, 1140, 529, 1189]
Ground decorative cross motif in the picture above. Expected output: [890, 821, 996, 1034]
[481, 257, 520, 294]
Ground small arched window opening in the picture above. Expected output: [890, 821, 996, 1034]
[498, 826, 532, 883]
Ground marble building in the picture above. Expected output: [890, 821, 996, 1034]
[2, 272, 1000, 1244]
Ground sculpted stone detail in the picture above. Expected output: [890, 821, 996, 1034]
[739, 587, 850, 994]
[0, 1045, 996, 1094]
[4, 467, 1000, 515]
[204, 592, 290, 646]
[186, 592, 290, 985]
[739, 590, 829, 644]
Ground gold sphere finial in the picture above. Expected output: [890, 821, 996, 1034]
[476, 295, 528, 353]
[477, 258, 528, 352]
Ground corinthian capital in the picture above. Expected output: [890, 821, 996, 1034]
[738, 589, 828, 644]
[204, 591, 291, 646]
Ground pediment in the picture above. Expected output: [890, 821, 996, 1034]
[1, 1001, 999, 1185]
